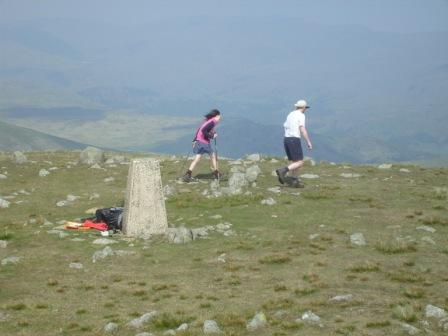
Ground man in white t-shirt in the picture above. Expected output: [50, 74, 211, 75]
[275, 99, 313, 188]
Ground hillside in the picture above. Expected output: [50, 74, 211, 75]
[0, 120, 87, 151]
[0, 151, 447, 335]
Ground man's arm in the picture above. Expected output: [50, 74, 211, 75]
[299, 126, 312, 150]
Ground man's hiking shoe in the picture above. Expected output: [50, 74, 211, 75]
[181, 174, 195, 183]
[288, 178, 305, 188]
[275, 167, 288, 184]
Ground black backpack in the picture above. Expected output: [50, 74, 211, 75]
[95, 207, 124, 231]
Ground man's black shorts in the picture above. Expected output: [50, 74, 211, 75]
[284, 137, 304, 161]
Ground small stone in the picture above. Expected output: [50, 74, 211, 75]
[104, 322, 119, 333]
[127, 311, 158, 328]
[401, 323, 420, 335]
[329, 294, 354, 302]
[378, 163, 393, 169]
[425, 304, 447, 318]
[439, 317, 448, 331]
[71, 238, 85, 242]
[203, 320, 222, 334]
[0, 311, 9, 322]
[135, 333, 153, 336]
[104, 177, 115, 183]
[12, 151, 27, 164]
[421, 236, 436, 245]
[92, 246, 115, 262]
[209, 214, 222, 219]
[0, 198, 10, 208]
[416, 226, 436, 233]
[340, 173, 362, 178]
[39, 169, 50, 177]
[399, 168, 411, 173]
[66, 194, 79, 202]
[309, 234, 320, 240]
[90, 163, 102, 169]
[246, 312, 267, 331]
[350, 233, 366, 246]
[246, 153, 261, 162]
[89, 193, 100, 200]
[59, 232, 69, 238]
[47, 229, 62, 235]
[217, 253, 226, 263]
[1, 256, 22, 265]
[166, 227, 194, 244]
[267, 187, 281, 193]
[49, 167, 58, 171]
[176, 323, 188, 331]
[0, 174, 7, 179]
[301, 310, 321, 323]
[56, 200, 68, 207]
[261, 198, 276, 206]
[301, 173, 319, 179]
[164, 330, 176, 335]
[93, 238, 118, 245]
[69, 263, 84, 269]
[245, 165, 261, 183]
[0, 240, 7, 248]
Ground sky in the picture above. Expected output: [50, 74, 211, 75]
[1, 0, 448, 33]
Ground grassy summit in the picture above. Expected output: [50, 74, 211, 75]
[0, 152, 447, 335]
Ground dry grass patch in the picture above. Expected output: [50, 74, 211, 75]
[375, 240, 417, 254]
[259, 253, 292, 264]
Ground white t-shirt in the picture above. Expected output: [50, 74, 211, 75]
[283, 110, 306, 138]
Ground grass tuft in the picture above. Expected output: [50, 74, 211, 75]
[392, 304, 417, 322]
[375, 240, 417, 254]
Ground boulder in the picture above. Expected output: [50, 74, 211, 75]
[350, 233, 366, 246]
[203, 320, 222, 334]
[246, 153, 261, 162]
[245, 165, 261, 183]
[301, 311, 321, 323]
[425, 304, 447, 319]
[79, 146, 104, 165]
[166, 227, 194, 244]
[228, 172, 248, 194]
[246, 312, 267, 331]
[104, 322, 119, 333]
[12, 151, 27, 164]
[0, 174, 7, 180]
[0, 198, 10, 208]
[127, 311, 158, 328]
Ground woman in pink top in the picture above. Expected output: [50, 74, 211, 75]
[182, 109, 221, 182]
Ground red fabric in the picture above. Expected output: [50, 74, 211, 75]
[82, 220, 108, 231]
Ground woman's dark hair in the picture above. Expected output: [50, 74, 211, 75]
[205, 109, 221, 120]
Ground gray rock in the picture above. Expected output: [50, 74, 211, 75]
[90, 163, 102, 169]
[104, 322, 119, 333]
[49, 167, 58, 171]
[0, 174, 7, 179]
[12, 151, 27, 164]
[309, 234, 320, 240]
[56, 200, 68, 207]
[340, 173, 362, 178]
[267, 187, 281, 193]
[203, 320, 222, 334]
[191, 227, 209, 239]
[89, 193, 100, 200]
[0, 198, 10, 208]
[301, 173, 319, 179]
[401, 323, 420, 335]
[378, 163, 393, 169]
[216, 222, 232, 231]
[163, 330, 176, 336]
[163, 185, 176, 197]
[104, 177, 115, 183]
[176, 323, 188, 331]
[79, 146, 104, 165]
[0, 311, 9, 322]
[135, 333, 153, 336]
[93, 238, 118, 245]
[127, 311, 158, 328]
[246, 312, 267, 331]
[246, 153, 261, 162]
[39, 169, 50, 177]
[245, 165, 261, 183]
[92, 246, 115, 263]
[69, 262, 84, 269]
[416, 225, 436, 233]
[71, 238, 85, 242]
[421, 236, 436, 245]
[329, 294, 354, 302]
[1, 256, 22, 266]
[59, 232, 69, 239]
[228, 172, 248, 194]
[439, 317, 448, 331]
[301, 310, 321, 323]
[399, 168, 411, 173]
[425, 304, 447, 318]
[66, 194, 79, 202]
[166, 227, 194, 244]
[350, 233, 366, 246]
[0, 240, 7, 248]
[261, 198, 276, 206]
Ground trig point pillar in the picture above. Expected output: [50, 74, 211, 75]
[122, 158, 168, 237]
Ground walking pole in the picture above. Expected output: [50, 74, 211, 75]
[214, 138, 220, 183]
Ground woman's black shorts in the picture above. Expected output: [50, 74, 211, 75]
[284, 137, 303, 161]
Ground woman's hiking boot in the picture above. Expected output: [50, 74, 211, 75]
[213, 170, 220, 180]
[288, 177, 305, 188]
[182, 170, 194, 183]
[275, 167, 289, 184]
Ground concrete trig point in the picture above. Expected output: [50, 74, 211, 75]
[122, 158, 168, 237]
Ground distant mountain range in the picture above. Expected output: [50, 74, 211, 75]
[0, 120, 87, 151]
[0, 17, 447, 164]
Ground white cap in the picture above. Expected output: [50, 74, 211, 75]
[294, 100, 310, 109]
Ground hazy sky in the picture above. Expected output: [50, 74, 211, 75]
[1, 0, 448, 33]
